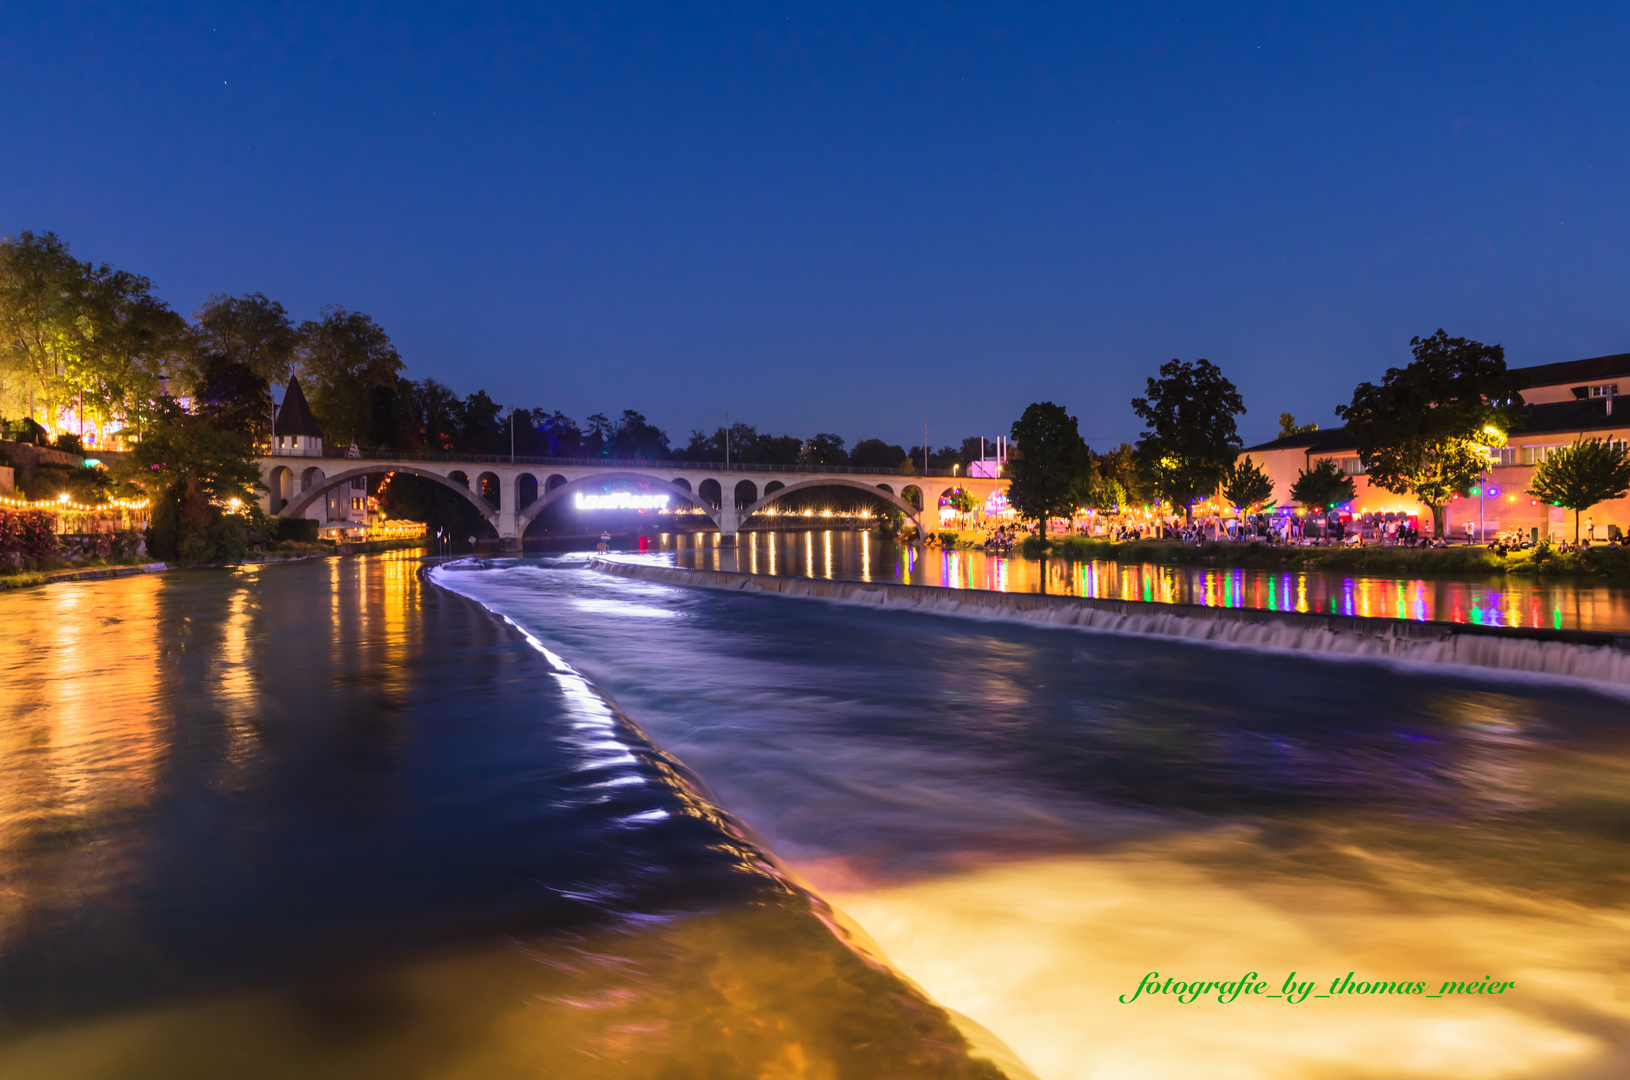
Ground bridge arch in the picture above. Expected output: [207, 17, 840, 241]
[517, 472, 718, 530]
[269, 465, 294, 513]
[477, 471, 501, 509]
[734, 480, 757, 508]
[280, 464, 499, 528]
[739, 478, 931, 539]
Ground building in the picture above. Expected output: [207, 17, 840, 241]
[270, 376, 369, 538]
[1238, 351, 1630, 541]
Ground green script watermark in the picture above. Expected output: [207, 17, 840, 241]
[1118, 971, 1517, 1004]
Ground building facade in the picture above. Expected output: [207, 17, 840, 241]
[1238, 351, 1630, 540]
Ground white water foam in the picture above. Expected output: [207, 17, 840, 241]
[591, 559, 1630, 695]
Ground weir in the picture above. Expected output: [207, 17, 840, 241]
[589, 558, 1630, 688]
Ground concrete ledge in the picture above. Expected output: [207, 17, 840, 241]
[589, 559, 1630, 686]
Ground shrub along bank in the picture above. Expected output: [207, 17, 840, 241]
[1010, 535, 1630, 581]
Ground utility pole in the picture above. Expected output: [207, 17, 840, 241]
[923, 419, 928, 474]
[725, 411, 730, 467]
[510, 407, 515, 463]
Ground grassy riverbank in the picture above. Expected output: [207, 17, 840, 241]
[995, 534, 1630, 581]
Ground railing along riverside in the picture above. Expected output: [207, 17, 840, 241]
[322, 448, 967, 479]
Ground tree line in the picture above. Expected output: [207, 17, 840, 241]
[1006, 331, 1630, 538]
[0, 231, 1005, 473]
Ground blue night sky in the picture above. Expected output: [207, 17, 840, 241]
[3, 3, 1627, 449]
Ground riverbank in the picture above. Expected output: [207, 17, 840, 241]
[0, 559, 168, 591]
[997, 534, 1630, 580]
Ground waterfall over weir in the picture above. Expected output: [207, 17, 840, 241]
[591, 558, 1630, 692]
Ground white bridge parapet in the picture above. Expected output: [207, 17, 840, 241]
[256, 454, 1008, 549]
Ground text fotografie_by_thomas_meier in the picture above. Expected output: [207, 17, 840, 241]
[1118, 971, 1517, 1004]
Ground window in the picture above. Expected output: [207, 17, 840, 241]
[1491, 446, 1518, 466]
[1520, 445, 1568, 465]
[1333, 456, 1366, 475]
[350, 497, 365, 511]
[1590, 384, 1619, 398]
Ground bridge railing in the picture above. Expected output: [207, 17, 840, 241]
[317, 448, 972, 479]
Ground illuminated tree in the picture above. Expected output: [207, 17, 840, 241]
[1223, 456, 1276, 512]
[1132, 358, 1246, 520]
[1278, 412, 1317, 438]
[1526, 438, 1630, 542]
[1336, 330, 1521, 536]
[1289, 459, 1356, 509]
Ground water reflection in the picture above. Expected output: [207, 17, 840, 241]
[656, 531, 1630, 632]
[0, 557, 1003, 1078]
[442, 559, 1630, 1080]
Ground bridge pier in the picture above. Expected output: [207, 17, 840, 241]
[715, 505, 740, 545]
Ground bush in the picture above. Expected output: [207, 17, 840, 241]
[144, 480, 251, 566]
[271, 517, 319, 543]
[0, 509, 60, 564]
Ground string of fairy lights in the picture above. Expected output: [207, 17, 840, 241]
[0, 492, 151, 513]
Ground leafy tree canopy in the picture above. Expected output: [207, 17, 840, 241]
[1334, 330, 1521, 535]
[1278, 412, 1317, 438]
[800, 432, 848, 466]
[1007, 401, 1092, 526]
[1131, 358, 1246, 518]
[1289, 458, 1357, 510]
[1223, 456, 1277, 512]
[193, 355, 272, 444]
[1085, 442, 1152, 511]
[1526, 438, 1630, 541]
[191, 292, 299, 387]
[296, 305, 404, 447]
[849, 438, 908, 470]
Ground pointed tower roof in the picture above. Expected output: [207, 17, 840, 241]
[274, 375, 324, 439]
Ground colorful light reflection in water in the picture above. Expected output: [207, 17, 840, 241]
[657, 532, 1630, 633]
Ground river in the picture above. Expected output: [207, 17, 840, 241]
[2, 551, 1628, 1078]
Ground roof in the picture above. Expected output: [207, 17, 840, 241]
[273, 375, 324, 439]
[1510, 352, 1630, 391]
[1520, 397, 1628, 436]
[1241, 426, 1356, 454]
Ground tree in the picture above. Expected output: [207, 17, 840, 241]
[1526, 438, 1630, 542]
[296, 306, 404, 447]
[609, 409, 671, 459]
[800, 433, 848, 466]
[123, 406, 263, 564]
[1006, 401, 1092, 528]
[0, 231, 90, 432]
[77, 267, 188, 441]
[1086, 443, 1150, 511]
[1222, 456, 1276, 512]
[1289, 459, 1357, 510]
[1335, 330, 1522, 536]
[1278, 412, 1317, 438]
[191, 293, 299, 386]
[1131, 358, 1247, 520]
[193, 355, 272, 444]
[849, 438, 907, 469]
[957, 436, 992, 469]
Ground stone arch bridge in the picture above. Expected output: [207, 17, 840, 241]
[259, 453, 1008, 549]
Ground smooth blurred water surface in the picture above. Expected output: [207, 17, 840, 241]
[439, 553, 1630, 1080]
[660, 530, 1630, 632]
[0, 554, 1003, 1080]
